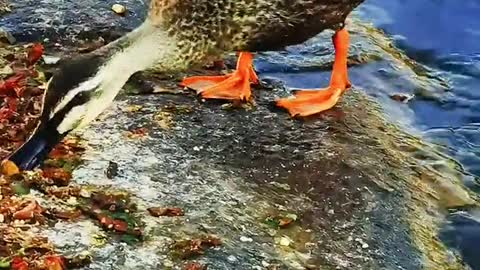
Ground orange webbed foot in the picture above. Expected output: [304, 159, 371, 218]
[276, 87, 347, 117]
[180, 52, 259, 102]
[276, 28, 352, 117]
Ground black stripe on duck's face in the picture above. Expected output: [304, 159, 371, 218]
[41, 53, 106, 120]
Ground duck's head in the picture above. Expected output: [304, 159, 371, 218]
[7, 20, 179, 170]
[7, 53, 108, 170]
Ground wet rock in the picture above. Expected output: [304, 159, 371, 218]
[0, 27, 15, 44]
[1, 0, 147, 44]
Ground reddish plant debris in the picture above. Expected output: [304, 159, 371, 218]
[98, 214, 129, 232]
[125, 127, 148, 139]
[78, 191, 143, 238]
[43, 255, 66, 270]
[91, 192, 135, 212]
[79, 206, 142, 237]
[47, 139, 85, 160]
[42, 167, 72, 186]
[27, 43, 45, 66]
[0, 73, 26, 97]
[0, 44, 46, 161]
[11, 257, 29, 270]
[147, 207, 184, 217]
[12, 200, 45, 220]
[48, 208, 82, 220]
[45, 186, 82, 199]
[172, 235, 222, 259]
[184, 262, 208, 270]
[0, 44, 102, 269]
[265, 216, 296, 229]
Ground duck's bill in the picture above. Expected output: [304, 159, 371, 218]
[7, 125, 63, 171]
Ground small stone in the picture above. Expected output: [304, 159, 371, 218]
[112, 4, 127, 15]
[347, 236, 353, 241]
[227, 255, 237, 262]
[261, 261, 270, 267]
[163, 260, 174, 267]
[66, 196, 77, 205]
[328, 209, 334, 214]
[279, 236, 291, 246]
[79, 189, 91, 198]
[193, 146, 201, 151]
[0, 214, 4, 223]
[42, 55, 61, 65]
[240, 236, 253, 242]
[362, 243, 369, 249]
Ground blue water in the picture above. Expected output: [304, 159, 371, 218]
[362, 0, 480, 177]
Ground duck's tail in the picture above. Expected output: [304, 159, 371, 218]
[7, 124, 64, 171]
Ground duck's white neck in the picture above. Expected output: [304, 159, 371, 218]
[55, 21, 178, 133]
[101, 20, 178, 78]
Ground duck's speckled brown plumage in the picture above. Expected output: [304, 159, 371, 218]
[149, 0, 364, 66]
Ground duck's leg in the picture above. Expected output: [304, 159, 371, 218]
[276, 28, 351, 117]
[180, 52, 259, 101]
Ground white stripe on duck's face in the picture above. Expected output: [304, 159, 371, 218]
[52, 20, 180, 134]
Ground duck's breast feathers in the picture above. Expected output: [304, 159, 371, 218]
[148, 0, 364, 55]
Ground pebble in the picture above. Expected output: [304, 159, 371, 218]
[163, 260, 174, 267]
[66, 196, 77, 205]
[240, 236, 253, 242]
[227, 255, 237, 262]
[112, 4, 127, 15]
[0, 214, 4, 223]
[79, 189, 91, 198]
[279, 236, 292, 246]
[42, 55, 61, 65]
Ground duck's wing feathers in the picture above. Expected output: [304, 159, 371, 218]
[148, 0, 363, 53]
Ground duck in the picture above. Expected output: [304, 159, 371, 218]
[6, 0, 364, 170]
